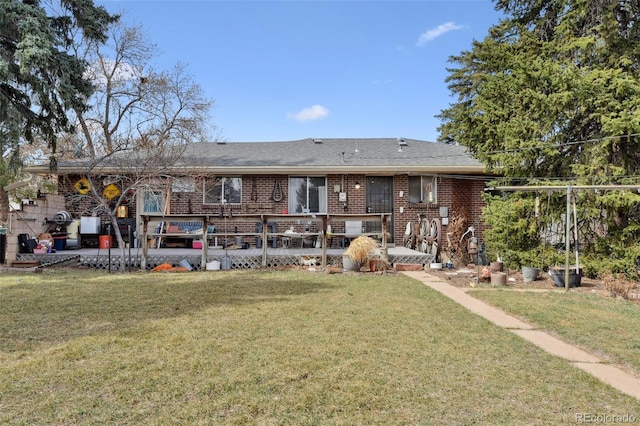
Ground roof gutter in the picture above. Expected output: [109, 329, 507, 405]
[26, 164, 487, 176]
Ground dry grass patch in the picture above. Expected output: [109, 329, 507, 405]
[602, 272, 638, 300]
[1, 270, 639, 424]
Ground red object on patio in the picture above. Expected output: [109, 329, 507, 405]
[99, 235, 112, 249]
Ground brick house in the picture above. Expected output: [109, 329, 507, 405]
[27, 137, 488, 253]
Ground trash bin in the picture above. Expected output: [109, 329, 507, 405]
[18, 233, 37, 253]
[221, 255, 232, 270]
[53, 236, 67, 251]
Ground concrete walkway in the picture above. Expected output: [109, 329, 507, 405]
[401, 270, 640, 401]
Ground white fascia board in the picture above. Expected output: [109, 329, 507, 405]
[27, 164, 487, 176]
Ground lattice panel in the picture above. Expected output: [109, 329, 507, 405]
[390, 253, 434, 265]
[141, 255, 203, 271]
[16, 254, 38, 262]
[80, 255, 141, 270]
[17, 253, 81, 267]
[67, 252, 431, 271]
[86, 254, 210, 271]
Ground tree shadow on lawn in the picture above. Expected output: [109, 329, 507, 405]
[0, 270, 336, 354]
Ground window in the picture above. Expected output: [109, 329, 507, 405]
[408, 176, 437, 204]
[204, 177, 242, 204]
[288, 176, 327, 213]
[141, 189, 165, 213]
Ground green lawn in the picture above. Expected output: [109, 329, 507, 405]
[469, 289, 640, 374]
[1, 270, 639, 425]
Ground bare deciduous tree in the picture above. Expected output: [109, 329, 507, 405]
[56, 21, 218, 271]
[60, 21, 215, 160]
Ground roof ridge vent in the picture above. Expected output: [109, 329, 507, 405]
[216, 141, 227, 145]
[313, 138, 323, 144]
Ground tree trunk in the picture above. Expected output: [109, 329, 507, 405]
[109, 214, 127, 272]
[0, 186, 9, 226]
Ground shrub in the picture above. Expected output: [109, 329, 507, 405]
[601, 272, 638, 300]
[344, 236, 379, 265]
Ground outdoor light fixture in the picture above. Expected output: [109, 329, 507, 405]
[355, 182, 361, 189]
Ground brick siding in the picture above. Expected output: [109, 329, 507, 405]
[60, 173, 487, 245]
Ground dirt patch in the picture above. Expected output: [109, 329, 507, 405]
[424, 264, 607, 294]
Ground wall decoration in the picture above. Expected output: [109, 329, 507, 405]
[103, 183, 121, 200]
[74, 177, 91, 195]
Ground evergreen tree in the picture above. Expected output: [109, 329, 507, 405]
[1, 0, 117, 149]
[438, 0, 640, 274]
[0, 0, 117, 223]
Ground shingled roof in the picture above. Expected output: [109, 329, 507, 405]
[32, 137, 485, 175]
[178, 138, 484, 175]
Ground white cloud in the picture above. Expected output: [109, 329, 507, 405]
[287, 105, 329, 122]
[417, 22, 464, 46]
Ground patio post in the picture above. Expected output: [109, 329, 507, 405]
[201, 215, 208, 271]
[321, 215, 328, 267]
[262, 214, 268, 267]
[141, 216, 149, 271]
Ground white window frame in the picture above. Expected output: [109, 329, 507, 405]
[137, 188, 166, 236]
[408, 175, 437, 204]
[139, 188, 165, 214]
[203, 177, 242, 205]
[288, 176, 327, 213]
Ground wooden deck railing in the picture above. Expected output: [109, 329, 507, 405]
[139, 213, 391, 270]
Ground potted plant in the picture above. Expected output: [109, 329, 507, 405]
[522, 265, 541, 282]
[549, 198, 582, 288]
[515, 247, 545, 282]
[343, 236, 378, 272]
[548, 266, 582, 288]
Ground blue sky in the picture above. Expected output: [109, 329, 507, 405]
[96, 1, 503, 143]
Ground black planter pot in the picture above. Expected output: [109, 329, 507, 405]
[549, 268, 582, 288]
